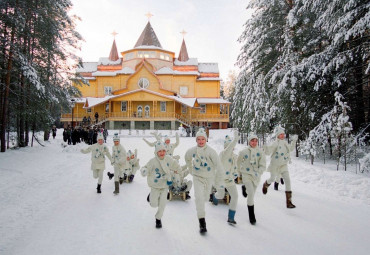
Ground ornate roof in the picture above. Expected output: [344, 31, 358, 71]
[134, 22, 162, 48]
[109, 39, 119, 61]
[178, 39, 189, 62]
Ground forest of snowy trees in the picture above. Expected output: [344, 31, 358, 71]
[231, 0, 369, 170]
[0, 0, 81, 152]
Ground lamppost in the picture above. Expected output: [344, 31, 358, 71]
[71, 99, 76, 128]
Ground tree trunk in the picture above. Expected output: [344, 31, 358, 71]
[1, 26, 15, 152]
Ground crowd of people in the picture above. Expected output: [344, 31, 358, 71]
[77, 125, 297, 234]
[62, 125, 108, 145]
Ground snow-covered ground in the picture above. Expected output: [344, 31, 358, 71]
[1, 129, 369, 255]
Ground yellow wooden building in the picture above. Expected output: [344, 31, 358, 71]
[61, 21, 230, 130]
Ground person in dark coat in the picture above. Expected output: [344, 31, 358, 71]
[88, 127, 94, 145]
[52, 126, 57, 139]
[95, 112, 99, 124]
[63, 128, 68, 142]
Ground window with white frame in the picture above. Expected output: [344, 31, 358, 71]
[121, 101, 127, 112]
[160, 53, 171, 61]
[125, 52, 134, 61]
[138, 51, 155, 58]
[179, 86, 188, 96]
[105, 102, 109, 112]
[160, 101, 166, 112]
[220, 104, 228, 114]
[181, 104, 187, 114]
[86, 108, 91, 113]
[199, 104, 206, 114]
[138, 78, 150, 89]
[104, 86, 112, 95]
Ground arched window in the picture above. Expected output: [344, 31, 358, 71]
[137, 105, 143, 117]
[144, 105, 150, 117]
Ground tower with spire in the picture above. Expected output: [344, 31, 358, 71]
[68, 16, 229, 130]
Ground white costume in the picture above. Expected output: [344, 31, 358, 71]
[170, 164, 192, 194]
[80, 133, 112, 188]
[111, 142, 127, 182]
[264, 128, 297, 191]
[141, 142, 179, 221]
[263, 127, 298, 208]
[184, 129, 224, 220]
[163, 133, 179, 157]
[124, 149, 140, 181]
[218, 131, 240, 221]
[237, 133, 266, 206]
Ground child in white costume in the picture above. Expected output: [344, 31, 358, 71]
[123, 149, 140, 182]
[143, 132, 180, 158]
[80, 133, 112, 193]
[170, 164, 192, 199]
[141, 141, 179, 229]
[163, 133, 179, 157]
[262, 127, 297, 208]
[106, 133, 126, 194]
[215, 130, 240, 224]
[184, 128, 225, 234]
[237, 133, 266, 225]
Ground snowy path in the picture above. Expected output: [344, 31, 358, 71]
[1, 130, 369, 255]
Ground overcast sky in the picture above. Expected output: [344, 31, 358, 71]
[70, 0, 250, 81]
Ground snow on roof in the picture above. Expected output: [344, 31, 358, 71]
[197, 77, 222, 81]
[76, 62, 98, 73]
[174, 58, 198, 66]
[155, 67, 174, 75]
[198, 63, 219, 73]
[116, 67, 135, 74]
[98, 57, 122, 65]
[134, 45, 163, 50]
[91, 67, 135, 77]
[71, 98, 86, 103]
[74, 77, 96, 80]
[174, 70, 200, 75]
[91, 71, 117, 77]
[169, 96, 196, 107]
[155, 67, 199, 76]
[85, 95, 116, 108]
[197, 98, 230, 104]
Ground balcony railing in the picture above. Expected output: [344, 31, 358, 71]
[60, 112, 229, 123]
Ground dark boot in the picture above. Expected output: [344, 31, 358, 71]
[274, 182, 279, 191]
[280, 178, 284, 185]
[199, 218, 207, 234]
[209, 194, 213, 202]
[129, 175, 135, 182]
[147, 193, 150, 203]
[123, 174, 127, 181]
[186, 191, 191, 200]
[242, 185, 248, 198]
[113, 181, 119, 194]
[227, 209, 237, 224]
[107, 172, 114, 180]
[262, 180, 270, 194]
[96, 184, 101, 193]
[119, 177, 123, 185]
[156, 219, 162, 228]
[285, 191, 296, 208]
[248, 205, 256, 225]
